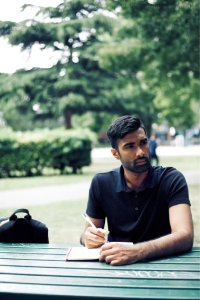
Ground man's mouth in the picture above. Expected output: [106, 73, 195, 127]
[135, 159, 147, 165]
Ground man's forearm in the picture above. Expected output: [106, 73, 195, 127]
[99, 230, 193, 265]
[136, 230, 193, 261]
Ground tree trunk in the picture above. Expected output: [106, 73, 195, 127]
[145, 116, 152, 138]
[72, 166, 77, 174]
[64, 109, 72, 129]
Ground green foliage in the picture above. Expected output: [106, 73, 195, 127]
[0, 1, 121, 130]
[71, 111, 121, 133]
[0, 21, 15, 36]
[0, 0, 198, 133]
[100, 0, 199, 131]
[0, 128, 95, 178]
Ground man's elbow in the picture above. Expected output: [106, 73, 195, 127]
[181, 229, 194, 252]
[187, 231, 194, 251]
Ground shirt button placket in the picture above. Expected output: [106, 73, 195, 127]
[135, 194, 139, 212]
[134, 194, 139, 222]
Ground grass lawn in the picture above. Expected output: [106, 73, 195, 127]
[0, 155, 199, 247]
[0, 184, 199, 246]
[0, 156, 199, 191]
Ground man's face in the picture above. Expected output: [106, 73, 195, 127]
[111, 128, 150, 173]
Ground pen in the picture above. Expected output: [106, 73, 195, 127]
[82, 213, 96, 228]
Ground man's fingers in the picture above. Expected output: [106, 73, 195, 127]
[99, 249, 126, 266]
[84, 227, 109, 249]
[85, 230, 106, 241]
[99, 251, 121, 265]
[100, 242, 115, 253]
[84, 230, 107, 248]
[91, 232, 106, 243]
[85, 231, 105, 242]
[99, 249, 114, 261]
[105, 255, 114, 263]
[111, 260, 121, 266]
[88, 227, 109, 238]
[99, 253, 112, 262]
[98, 228, 110, 235]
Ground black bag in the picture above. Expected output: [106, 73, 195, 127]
[0, 208, 49, 243]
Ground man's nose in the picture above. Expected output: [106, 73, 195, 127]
[136, 146, 145, 157]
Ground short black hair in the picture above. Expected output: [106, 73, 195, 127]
[107, 115, 147, 149]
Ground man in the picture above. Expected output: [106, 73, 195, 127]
[148, 135, 159, 166]
[80, 115, 193, 266]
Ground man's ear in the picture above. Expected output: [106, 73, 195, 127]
[111, 148, 120, 160]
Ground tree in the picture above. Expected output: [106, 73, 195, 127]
[98, 0, 199, 132]
[0, 1, 120, 129]
[0, 0, 198, 134]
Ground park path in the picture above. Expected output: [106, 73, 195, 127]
[0, 171, 199, 209]
[0, 181, 91, 208]
[0, 146, 199, 209]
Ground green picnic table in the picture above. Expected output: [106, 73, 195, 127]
[0, 243, 199, 300]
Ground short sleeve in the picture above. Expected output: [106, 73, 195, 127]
[167, 170, 191, 208]
[86, 175, 106, 219]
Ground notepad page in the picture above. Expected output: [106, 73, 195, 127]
[66, 247, 101, 260]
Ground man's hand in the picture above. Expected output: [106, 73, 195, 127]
[84, 227, 109, 248]
[99, 242, 143, 265]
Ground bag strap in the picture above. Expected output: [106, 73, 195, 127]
[10, 209, 32, 221]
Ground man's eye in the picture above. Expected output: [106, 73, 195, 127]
[126, 145, 134, 148]
[141, 141, 147, 145]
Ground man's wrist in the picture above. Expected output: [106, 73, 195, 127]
[134, 242, 149, 261]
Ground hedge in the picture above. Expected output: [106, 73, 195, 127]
[0, 128, 96, 178]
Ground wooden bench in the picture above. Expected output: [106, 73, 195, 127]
[0, 243, 199, 299]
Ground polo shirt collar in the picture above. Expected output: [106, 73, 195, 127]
[115, 165, 158, 193]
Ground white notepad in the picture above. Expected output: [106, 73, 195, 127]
[66, 247, 101, 261]
[66, 243, 133, 261]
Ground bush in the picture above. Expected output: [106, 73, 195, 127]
[0, 128, 96, 178]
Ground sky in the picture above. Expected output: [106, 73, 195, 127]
[0, 0, 63, 73]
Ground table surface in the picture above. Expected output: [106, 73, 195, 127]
[0, 243, 199, 300]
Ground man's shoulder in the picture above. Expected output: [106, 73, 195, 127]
[153, 166, 185, 181]
[93, 167, 119, 178]
[92, 167, 119, 183]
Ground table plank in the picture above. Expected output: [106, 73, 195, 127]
[0, 252, 199, 265]
[0, 258, 199, 272]
[0, 265, 199, 280]
[0, 274, 199, 289]
[0, 246, 199, 258]
[0, 283, 199, 300]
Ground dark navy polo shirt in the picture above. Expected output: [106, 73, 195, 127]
[86, 166, 190, 243]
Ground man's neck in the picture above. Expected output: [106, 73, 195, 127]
[123, 167, 149, 192]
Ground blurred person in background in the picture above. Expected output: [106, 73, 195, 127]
[148, 135, 159, 166]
